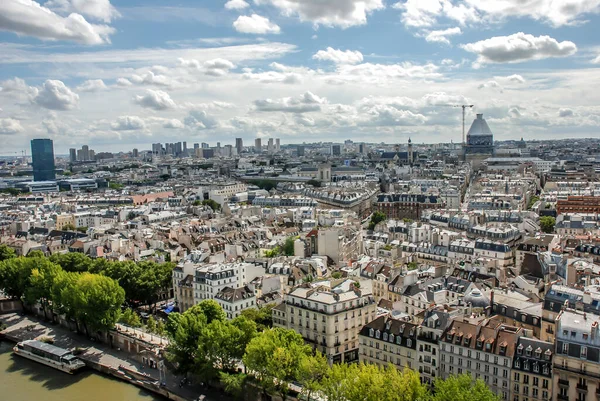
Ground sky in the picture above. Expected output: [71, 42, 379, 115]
[0, 0, 599, 154]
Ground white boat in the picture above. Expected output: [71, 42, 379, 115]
[13, 340, 86, 374]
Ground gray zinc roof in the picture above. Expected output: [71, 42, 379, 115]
[467, 114, 493, 137]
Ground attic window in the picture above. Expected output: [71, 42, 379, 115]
[389, 334, 395, 343]
[375, 330, 380, 339]
[517, 345, 523, 355]
[383, 332, 388, 341]
[477, 340, 483, 348]
[369, 328, 374, 337]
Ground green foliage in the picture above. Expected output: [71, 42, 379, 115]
[298, 352, 328, 401]
[540, 216, 556, 234]
[321, 363, 428, 401]
[407, 262, 418, 271]
[27, 250, 45, 258]
[25, 258, 62, 315]
[282, 236, 297, 256]
[402, 218, 413, 223]
[202, 316, 257, 374]
[109, 182, 124, 190]
[202, 199, 221, 211]
[0, 244, 16, 261]
[192, 200, 201, 206]
[243, 327, 312, 398]
[166, 308, 207, 375]
[331, 272, 343, 279]
[368, 211, 386, 230]
[264, 247, 280, 258]
[219, 372, 247, 400]
[70, 273, 125, 333]
[76, 226, 88, 233]
[306, 179, 322, 187]
[240, 304, 274, 332]
[62, 224, 76, 231]
[0, 257, 36, 301]
[527, 195, 540, 210]
[50, 252, 93, 273]
[146, 316, 157, 333]
[0, 188, 21, 196]
[119, 308, 143, 327]
[432, 374, 500, 401]
[248, 179, 277, 191]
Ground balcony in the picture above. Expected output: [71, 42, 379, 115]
[577, 383, 588, 393]
[558, 379, 570, 388]
[557, 395, 568, 401]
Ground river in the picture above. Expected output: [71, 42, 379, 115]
[0, 341, 164, 401]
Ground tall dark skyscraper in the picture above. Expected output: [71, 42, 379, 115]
[31, 139, 56, 181]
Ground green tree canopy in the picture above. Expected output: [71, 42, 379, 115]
[540, 216, 556, 234]
[0, 257, 36, 302]
[432, 374, 499, 401]
[298, 352, 328, 401]
[71, 273, 125, 334]
[166, 309, 208, 375]
[0, 244, 16, 261]
[25, 258, 62, 317]
[50, 252, 93, 273]
[243, 327, 312, 399]
[368, 211, 386, 230]
[240, 304, 274, 332]
[119, 308, 142, 327]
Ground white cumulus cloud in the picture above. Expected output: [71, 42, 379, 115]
[46, 0, 121, 23]
[313, 47, 364, 64]
[31, 79, 79, 110]
[224, 0, 249, 10]
[424, 27, 462, 44]
[462, 32, 577, 66]
[184, 110, 218, 129]
[133, 89, 176, 111]
[233, 14, 281, 34]
[111, 115, 145, 130]
[76, 79, 107, 92]
[255, 0, 384, 28]
[163, 119, 184, 129]
[254, 91, 326, 113]
[0, 0, 115, 44]
[0, 118, 24, 135]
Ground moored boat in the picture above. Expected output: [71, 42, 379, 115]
[13, 339, 86, 374]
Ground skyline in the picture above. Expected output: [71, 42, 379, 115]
[1, 0, 600, 154]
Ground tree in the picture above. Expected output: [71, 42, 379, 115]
[282, 236, 297, 256]
[540, 216, 556, 234]
[194, 300, 227, 324]
[109, 182, 124, 190]
[146, 315, 157, 332]
[0, 257, 35, 305]
[527, 195, 540, 210]
[166, 308, 208, 376]
[331, 272, 343, 279]
[432, 374, 499, 401]
[368, 211, 386, 230]
[70, 273, 125, 334]
[298, 352, 328, 401]
[120, 308, 142, 327]
[26, 250, 45, 258]
[240, 304, 274, 332]
[243, 328, 312, 399]
[219, 372, 247, 400]
[50, 252, 93, 273]
[156, 319, 166, 336]
[0, 244, 16, 261]
[407, 262, 418, 271]
[26, 259, 62, 319]
[264, 247, 280, 258]
[202, 316, 257, 375]
[62, 224, 76, 231]
[202, 199, 221, 211]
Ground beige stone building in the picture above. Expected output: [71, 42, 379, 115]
[272, 278, 376, 363]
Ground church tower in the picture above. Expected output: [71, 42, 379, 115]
[408, 138, 413, 165]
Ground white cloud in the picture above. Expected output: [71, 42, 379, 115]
[184, 109, 218, 129]
[462, 32, 577, 66]
[46, 0, 121, 23]
[233, 14, 281, 34]
[203, 58, 236, 76]
[243, 70, 302, 84]
[0, 77, 29, 92]
[421, 92, 467, 106]
[255, 0, 385, 28]
[558, 108, 574, 117]
[336, 62, 442, 83]
[0, 118, 24, 135]
[128, 70, 172, 87]
[505, 74, 525, 83]
[0, 0, 115, 45]
[76, 79, 107, 92]
[424, 27, 462, 44]
[254, 91, 326, 113]
[163, 119, 184, 129]
[478, 80, 503, 91]
[133, 89, 177, 111]
[111, 115, 145, 130]
[395, 0, 600, 29]
[32, 79, 79, 110]
[360, 105, 427, 126]
[313, 47, 364, 64]
[115, 77, 132, 87]
[592, 55, 600, 64]
[224, 0, 249, 10]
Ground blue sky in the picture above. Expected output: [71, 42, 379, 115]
[0, 0, 599, 153]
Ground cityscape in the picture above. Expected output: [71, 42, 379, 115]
[1, 1, 600, 401]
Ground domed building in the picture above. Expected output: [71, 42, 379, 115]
[464, 113, 494, 155]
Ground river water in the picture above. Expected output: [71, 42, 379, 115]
[0, 341, 164, 401]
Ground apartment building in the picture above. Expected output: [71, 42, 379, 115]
[512, 337, 553, 401]
[358, 315, 418, 370]
[554, 309, 600, 401]
[214, 285, 256, 319]
[272, 278, 377, 363]
[440, 320, 521, 400]
[193, 262, 265, 303]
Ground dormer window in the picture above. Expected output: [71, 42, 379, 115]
[389, 334, 395, 343]
[383, 332, 388, 341]
[525, 346, 532, 356]
[447, 333, 452, 341]
[515, 359, 520, 368]
[486, 343, 491, 351]
[543, 366, 549, 374]
[524, 361, 529, 370]
[400, 324, 405, 334]
[517, 345, 523, 355]
[477, 340, 483, 348]
[535, 348, 542, 358]
[375, 330, 380, 339]
[407, 339, 412, 347]
[533, 363, 539, 373]
[581, 346, 587, 358]
[369, 328, 374, 337]
[544, 350, 552, 361]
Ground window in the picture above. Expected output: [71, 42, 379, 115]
[581, 346, 587, 358]
[375, 330, 380, 339]
[407, 339, 412, 347]
[562, 343, 568, 354]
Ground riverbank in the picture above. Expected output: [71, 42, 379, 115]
[0, 313, 211, 401]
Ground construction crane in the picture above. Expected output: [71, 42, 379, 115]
[454, 105, 474, 146]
